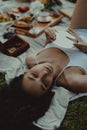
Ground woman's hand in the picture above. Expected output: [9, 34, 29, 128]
[67, 28, 87, 53]
[74, 42, 87, 53]
[44, 27, 57, 46]
[67, 28, 85, 43]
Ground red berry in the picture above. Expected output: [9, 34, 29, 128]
[24, 6, 30, 11]
[18, 6, 30, 13]
[18, 6, 21, 10]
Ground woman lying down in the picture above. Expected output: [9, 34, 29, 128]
[0, 26, 87, 130]
[0, 0, 87, 129]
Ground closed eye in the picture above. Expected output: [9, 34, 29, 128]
[28, 76, 47, 91]
[28, 76, 35, 80]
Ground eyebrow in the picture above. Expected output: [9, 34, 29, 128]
[28, 76, 35, 81]
[28, 76, 47, 91]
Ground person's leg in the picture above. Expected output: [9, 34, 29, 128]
[70, 0, 87, 29]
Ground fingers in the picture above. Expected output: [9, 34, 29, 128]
[67, 28, 78, 37]
[67, 28, 79, 38]
[74, 43, 87, 53]
[44, 27, 57, 41]
[67, 28, 75, 34]
[67, 28, 85, 43]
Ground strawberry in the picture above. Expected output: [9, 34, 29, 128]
[18, 6, 30, 13]
[24, 6, 30, 11]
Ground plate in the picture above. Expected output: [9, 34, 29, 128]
[37, 16, 52, 23]
[29, 27, 42, 34]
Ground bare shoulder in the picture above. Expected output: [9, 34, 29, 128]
[25, 54, 36, 68]
[57, 66, 86, 92]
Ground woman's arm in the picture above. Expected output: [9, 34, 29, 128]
[26, 27, 57, 67]
[70, 0, 87, 29]
[69, 74, 87, 92]
[57, 67, 87, 93]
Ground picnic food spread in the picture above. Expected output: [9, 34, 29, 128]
[0, 13, 16, 22]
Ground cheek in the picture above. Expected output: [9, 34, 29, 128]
[48, 75, 53, 82]
[22, 77, 29, 90]
[46, 77, 53, 89]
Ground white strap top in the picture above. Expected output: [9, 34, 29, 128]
[34, 43, 87, 86]
[34, 53, 39, 65]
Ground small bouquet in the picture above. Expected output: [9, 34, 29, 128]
[41, 0, 62, 10]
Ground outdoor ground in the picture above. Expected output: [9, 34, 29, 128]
[59, 96, 87, 130]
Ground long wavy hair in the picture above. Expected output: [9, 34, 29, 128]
[0, 74, 54, 130]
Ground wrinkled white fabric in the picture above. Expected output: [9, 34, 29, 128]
[0, 53, 27, 84]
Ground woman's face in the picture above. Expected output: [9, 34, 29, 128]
[22, 63, 54, 96]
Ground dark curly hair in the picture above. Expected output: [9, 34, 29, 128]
[0, 75, 54, 130]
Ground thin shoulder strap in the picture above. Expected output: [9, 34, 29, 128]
[34, 53, 38, 65]
[54, 65, 68, 86]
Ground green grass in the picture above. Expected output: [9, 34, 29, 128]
[0, 72, 6, 89]
[0, 72, 87, 130]
[59, 96, 87, 130]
